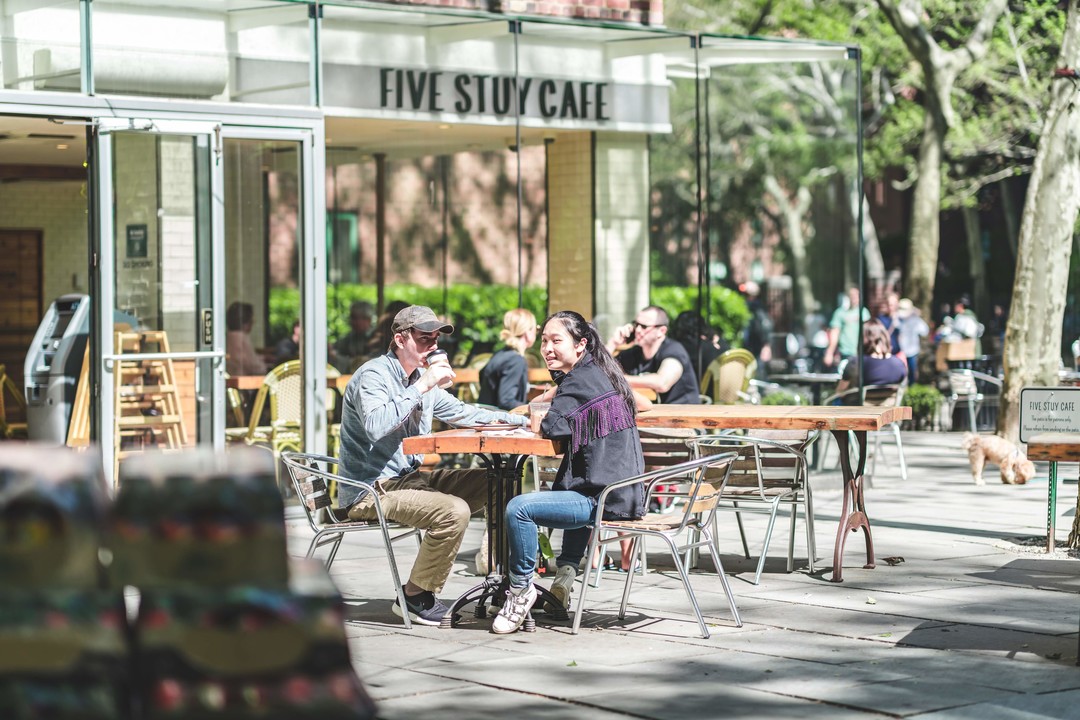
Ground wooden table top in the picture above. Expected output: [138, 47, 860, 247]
[450, 368, 553, 385]
[1026, 433, 1080, 462]
[635, 404, 910, 432]
[403, 428, 557, 456]
[403, 404, 911, 456]
[227, 375, 351, 391]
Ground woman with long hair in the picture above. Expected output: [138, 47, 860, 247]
[491, 310, 646, 635]
[835, 320, 908, 399]
[478, 308, 537, 410]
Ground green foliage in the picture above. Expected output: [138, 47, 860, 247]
[271, 284, 548, 352]
[650, 285, 751, 347]
[760, 390, 802, 406]
[902, 383, 944, 430]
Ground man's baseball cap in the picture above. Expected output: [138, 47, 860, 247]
[391, 305, 454, 335]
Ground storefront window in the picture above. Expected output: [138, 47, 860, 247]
[1, 0, 82, 92]
[89, 0, 313, 104]
[321, 4, 541, 368]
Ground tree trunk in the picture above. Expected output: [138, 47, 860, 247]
[764, 175, 817, 317]
[857, 191, 886, 282]
[905, 109, 945, 319]
[961, 205, 988, 319]
[1000, 1, 1080, 446]
[999, 179, 1019, 261]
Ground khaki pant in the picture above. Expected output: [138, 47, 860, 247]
[348, 467, 489, 594]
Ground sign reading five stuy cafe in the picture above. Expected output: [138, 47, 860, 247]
[380, 68, 611, 120]
[323, 63, 671, 131]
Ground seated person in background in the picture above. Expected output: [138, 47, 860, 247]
[365, 300, 410, 361]
[272, 319, 301, 367]
[607, 305, 700, 405]
[671, 310, 725, 379]
[493, 311, 645, 634]
[331, 300, 374, 373]
[337, 305, 529, 626]
[478, 308, 537, 410]
[225, 301, 266, 377]
[834, 321, 908, 401]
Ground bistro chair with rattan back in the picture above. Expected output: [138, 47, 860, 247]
[572, 452, 742, 639]
[699, 348, 757, 405]
[689, 430, 818, 585]
[281, 451, 422, 628]
[945, 369, 1001, 432]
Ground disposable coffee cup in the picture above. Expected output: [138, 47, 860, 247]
[425, 349, 454, 389]
[529, 401, 551, 434]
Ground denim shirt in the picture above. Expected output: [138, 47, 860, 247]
[337, 350, 528, 506]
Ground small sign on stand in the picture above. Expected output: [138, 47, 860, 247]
[1019, 387, 1080, 553]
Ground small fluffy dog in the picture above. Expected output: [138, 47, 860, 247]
[962, 432, 1035, 485]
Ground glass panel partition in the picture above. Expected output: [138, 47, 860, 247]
[89, 0, 313, 104]
[321, 4, 536, 369]
[697, 37, 858, 384]
[516, 20, 696, 360]
[1, 0, 83, 92]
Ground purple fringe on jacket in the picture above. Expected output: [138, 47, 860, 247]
[567, 391, 636, 455]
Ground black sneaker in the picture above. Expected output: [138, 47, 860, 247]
[392, 587, 449, 626]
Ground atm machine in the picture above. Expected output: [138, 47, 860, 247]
[24, 294, 90, 444]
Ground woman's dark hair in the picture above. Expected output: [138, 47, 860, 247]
[226, 302, 253, 331]
[542, 310, 637, 416]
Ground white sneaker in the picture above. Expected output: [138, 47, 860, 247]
[491, 584, 537, 634]
[547, 565, 577, 611]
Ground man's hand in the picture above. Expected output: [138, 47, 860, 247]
[416, 363, 456, 393]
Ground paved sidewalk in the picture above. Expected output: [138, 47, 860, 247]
[286, 432, 1080, 719]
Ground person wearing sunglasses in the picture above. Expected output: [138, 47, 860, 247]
[606, 305, 700, 406]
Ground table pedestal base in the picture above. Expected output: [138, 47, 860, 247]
[441, 574, 569, 629]
[830, 429, 875, 582]
[440, 451, 569, 629]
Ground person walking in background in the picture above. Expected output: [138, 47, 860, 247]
[896, 298, 929, 383]
[824, 286, 870, 369]
[331, 300, 374, 373]
[606, 305, 700, 405]
[337, 305, 529, 626]
[225, 301, 266, 377]
[493, 311, 645, 634]
[478, 308, 537, 410]
[876, 292, 902, 356]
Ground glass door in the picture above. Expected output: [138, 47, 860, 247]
[92, 121, 223, 486]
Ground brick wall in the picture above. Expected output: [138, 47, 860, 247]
[0, 181, 88, 305]
[371, 0, 664, 26]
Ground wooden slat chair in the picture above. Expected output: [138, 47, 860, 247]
[571, 452, 742, 639]
[689, 431, 818, 585]
[822, 383, 907, 483]
[0, 364, 27, 439]
[281, 452, 422, 628]
[699, 348, 757, 405]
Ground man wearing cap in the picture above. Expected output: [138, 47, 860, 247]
[337, 305, 528, 626]
[896, 298, 929, 382]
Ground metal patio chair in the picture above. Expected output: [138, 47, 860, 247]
[281, 451, 422, 629]
[689, 430, 818, 585]
[571, 452, 742, 639]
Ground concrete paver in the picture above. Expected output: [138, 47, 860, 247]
[290, 431, 1080, 718]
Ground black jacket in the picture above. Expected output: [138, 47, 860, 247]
[477, 347, 529, 410]
[541, 353, 646, 520]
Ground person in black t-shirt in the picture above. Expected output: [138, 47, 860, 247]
[606, 305, 700, 405]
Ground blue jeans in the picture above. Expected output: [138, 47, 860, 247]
[504, 491, 596, 589]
